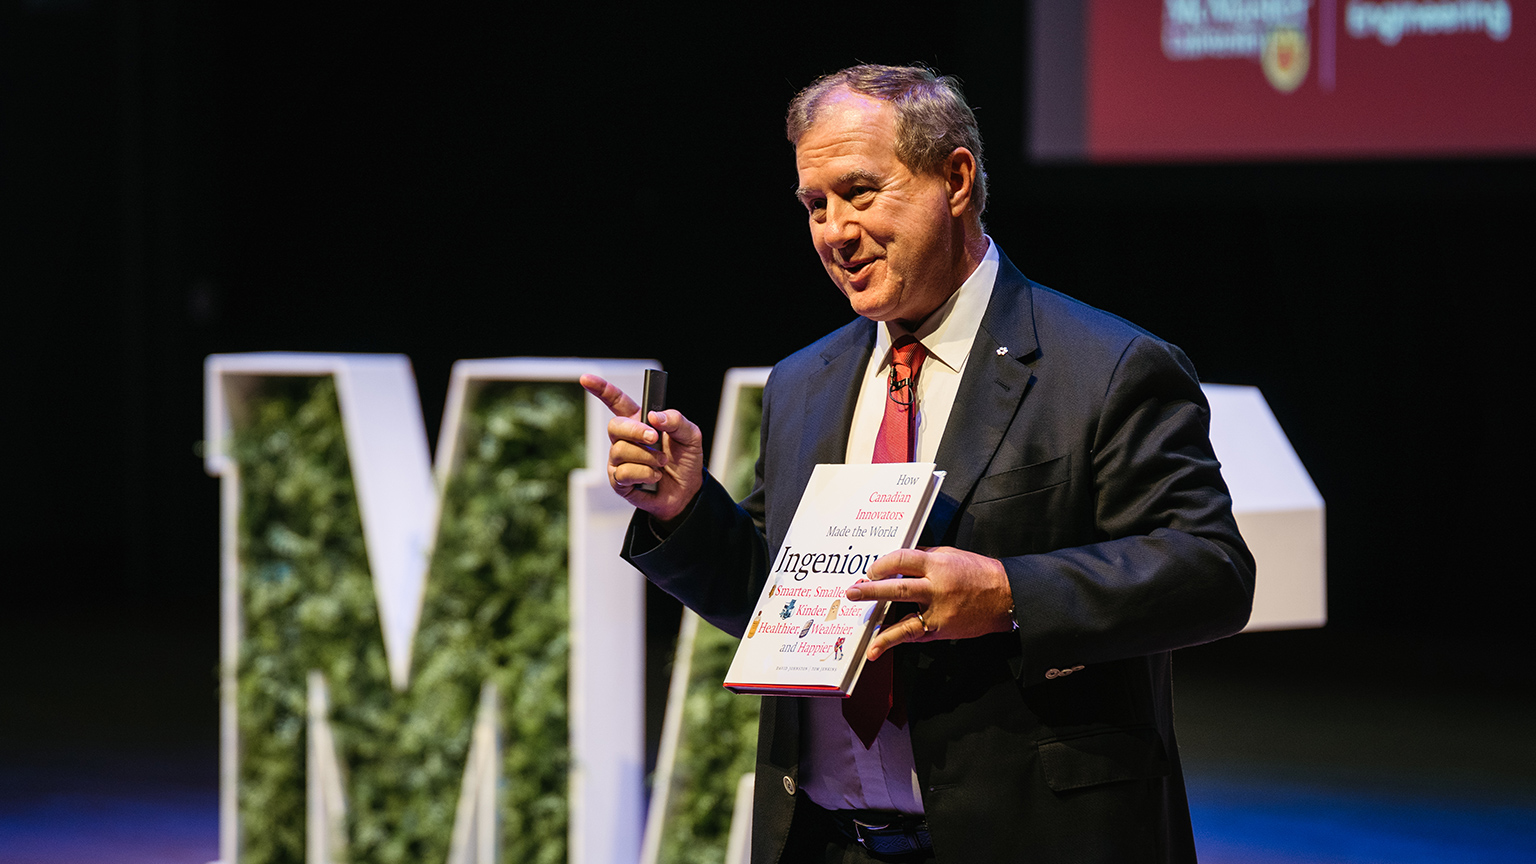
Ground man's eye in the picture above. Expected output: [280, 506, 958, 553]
[806, 198, 826, 214]
[849, 186, 875, 201]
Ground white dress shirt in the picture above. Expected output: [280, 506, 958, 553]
[799, 238, 1000, 814]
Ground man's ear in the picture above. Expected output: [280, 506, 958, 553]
[945, 147, 978, 218]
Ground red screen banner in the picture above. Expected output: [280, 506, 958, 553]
[1031, 0, 1536, 161]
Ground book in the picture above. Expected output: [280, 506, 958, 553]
[722, 462, 945, 697]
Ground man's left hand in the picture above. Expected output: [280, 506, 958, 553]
[847, 547, 1015, 660]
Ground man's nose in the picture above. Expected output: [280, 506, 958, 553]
[820, 200, 860, 249]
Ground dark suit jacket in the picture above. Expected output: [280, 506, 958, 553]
[627, 249, 1255, 863]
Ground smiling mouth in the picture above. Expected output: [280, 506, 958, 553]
[842, 259, 874, 276]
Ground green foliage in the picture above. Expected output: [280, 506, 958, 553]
[416, 381, 584, 863]
[231, 376, 584, 864]
[656, 620, 760, 864]
[722, 387, 764, 501]
[656, 382, 766, 864]
[233, 377, 392, 864]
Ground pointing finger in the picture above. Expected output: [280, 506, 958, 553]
[580, 374, 640, 419]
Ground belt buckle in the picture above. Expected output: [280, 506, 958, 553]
[851, 817, 928, 857]
[852, 817, 893, 840]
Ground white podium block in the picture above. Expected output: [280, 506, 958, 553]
[1203, 384, 1327, 631]
[724, 772, 755, 864]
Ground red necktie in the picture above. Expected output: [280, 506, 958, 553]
[844, 335, 927, 748]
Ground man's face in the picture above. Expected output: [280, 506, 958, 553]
[795, 89, 960, 328]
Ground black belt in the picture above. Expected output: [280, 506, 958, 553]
[814, 804, 933, 860]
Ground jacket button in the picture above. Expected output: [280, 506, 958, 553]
[783, 775, 796, 796]
[1045, 669, 1060, 679]
[1059, 667, 1074, 676]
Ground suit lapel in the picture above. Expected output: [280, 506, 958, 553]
[771, 319, 874, 550]
[801, 320, 874, 466]
[923, 251, 1039, 546]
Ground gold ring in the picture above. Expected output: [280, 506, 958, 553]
[916, 610, 931, 635]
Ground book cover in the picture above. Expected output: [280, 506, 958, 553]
[722, 462, 944, 697]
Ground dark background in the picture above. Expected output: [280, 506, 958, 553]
[4, 0, 1532, 815]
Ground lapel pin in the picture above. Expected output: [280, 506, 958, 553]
[996, 346, 1009, 356]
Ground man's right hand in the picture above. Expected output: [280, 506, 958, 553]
[580, 373, 704, 527]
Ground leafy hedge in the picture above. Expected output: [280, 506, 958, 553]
[721, 385, 765, 504]
[231, 376, 583, 863]
[655, 620, 760, 864]
[416, 380, 584, 863]
[234, 376, 393, 864]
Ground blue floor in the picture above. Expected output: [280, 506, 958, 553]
[1188, 773, 1536, 864]
[4, 624, 1531, 861]
[0, 792, 217, 864]
[2, 767, 1533, 863]
[0, 752, 218, 864]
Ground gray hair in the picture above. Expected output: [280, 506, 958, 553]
[786, 64, 988, 216]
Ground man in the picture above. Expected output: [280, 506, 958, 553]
[581, 64, 1253, 863]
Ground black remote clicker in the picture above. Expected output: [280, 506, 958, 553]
[639, 369, 667, 493]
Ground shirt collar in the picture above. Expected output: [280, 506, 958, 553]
[874, 237, 999, 374]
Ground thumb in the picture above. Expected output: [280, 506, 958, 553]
[649, 408, 701, 444]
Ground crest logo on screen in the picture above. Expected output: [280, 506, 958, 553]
[1263, 27, 1311, 92]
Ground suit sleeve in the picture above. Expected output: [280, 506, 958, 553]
[1001, 335, 1255, 682]
[619, 375, 775, 639]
